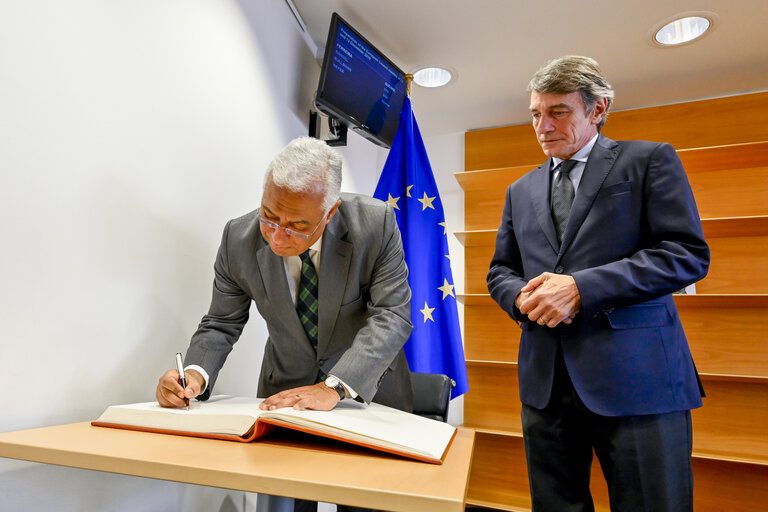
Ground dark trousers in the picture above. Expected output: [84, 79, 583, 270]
[521, 348, 694, 512]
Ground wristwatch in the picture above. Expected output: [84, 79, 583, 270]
[324, 375, 346, 400]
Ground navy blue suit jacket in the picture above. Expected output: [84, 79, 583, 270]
[487, 134, 710, 416]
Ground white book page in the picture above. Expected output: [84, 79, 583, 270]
[267, 401, 456, 459]
[98, 396, 266, 435]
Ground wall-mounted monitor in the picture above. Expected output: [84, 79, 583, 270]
[314, 13, 407, 148]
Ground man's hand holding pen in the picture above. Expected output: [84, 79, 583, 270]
[156, 367, 205, 408]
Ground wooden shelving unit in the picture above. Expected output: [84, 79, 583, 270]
[457, 92, 768, 511]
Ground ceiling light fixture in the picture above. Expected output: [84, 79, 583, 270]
[412, 67, 454, 88]
[653, 13, 714, 47]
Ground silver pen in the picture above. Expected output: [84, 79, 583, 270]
[175, 352, 189, 410]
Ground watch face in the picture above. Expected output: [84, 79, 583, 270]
[325, 376, 345, 399]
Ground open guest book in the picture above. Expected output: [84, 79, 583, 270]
[93, 396, 456, 464]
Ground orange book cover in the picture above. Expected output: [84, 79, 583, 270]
[92, 396, 456, 464]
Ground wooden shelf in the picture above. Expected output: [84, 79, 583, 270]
[467, 360, 518, 368]
[454, 229, 496, 246]
[701, 215, 768, 238]
[454, 166, 536, 192]
[458, 293, 496, 304]
[678, 141, 768, 173]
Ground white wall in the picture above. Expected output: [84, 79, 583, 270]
[0, 1, 383, 511]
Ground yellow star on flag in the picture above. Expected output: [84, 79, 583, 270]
[438, 222, 447, 234]
[418, 192, 436, 211]
[438, 278, 455, 300]
[385, 193, 400, 210]
[420, 301, 435, 323]
[406, 184, 414, 197]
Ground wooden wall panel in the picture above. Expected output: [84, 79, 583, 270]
[468, 434, 768, 512]
[463, 304, 521, 362]
[465, 92, 768, 171]
[465, 123, 542, 172]
[696, 235, 768, 293]
[692, 458, 768, 512]
[465, 244, 497, 294]
[676, 296, 768, 377]
[467, 433, 611, 511]
[464, 363, 521, 432]
[689, 166, 768, 219]
[466, 434, 532, 510]
[601, 93, 768, 151]
[692, 378, 768, 463]
[464, 189, 505, 231]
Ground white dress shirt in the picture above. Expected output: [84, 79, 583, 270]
[550, 133, 599, 192]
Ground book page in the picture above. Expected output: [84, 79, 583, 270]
[96, 396, 266, 435]
[265, 401, 456, 459]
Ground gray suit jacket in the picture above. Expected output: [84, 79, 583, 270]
[185, 193, 414, 411]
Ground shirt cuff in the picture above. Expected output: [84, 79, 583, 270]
[330, 374, 358, 399]
[185, 364, 209, 394]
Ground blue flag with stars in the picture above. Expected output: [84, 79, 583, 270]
[373, 96, 469, 398]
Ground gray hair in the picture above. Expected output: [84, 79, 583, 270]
[527, 55, 615, 130]
[264, 137, 342, 212]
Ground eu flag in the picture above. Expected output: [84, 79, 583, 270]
[373, 97, 469, 398]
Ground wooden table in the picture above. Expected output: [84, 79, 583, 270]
[0, 422, 474, 512]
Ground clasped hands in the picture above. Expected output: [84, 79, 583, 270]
[156, 368, 340, 411]
[516, 272, 582, 328]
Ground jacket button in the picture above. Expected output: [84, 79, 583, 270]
[555, 266, 564, 274]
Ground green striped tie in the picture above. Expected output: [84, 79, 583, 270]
[297, 250, 319, 350]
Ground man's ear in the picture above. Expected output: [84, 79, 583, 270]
[590, 97, 608, 126]
[325, 199, 342, 223]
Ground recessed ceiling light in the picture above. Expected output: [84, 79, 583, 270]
[412, 67, 454, 88]
[653, 15, 712, 46]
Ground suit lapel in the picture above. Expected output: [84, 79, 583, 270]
[317, 210, 353, 354]
[529, 160, 560, 253]
[558, 134, 619, 258]
[256, 239, 306, 338]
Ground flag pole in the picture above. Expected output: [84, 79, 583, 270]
[405, 74, 413, 97]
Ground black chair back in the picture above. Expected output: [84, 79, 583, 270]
[411, 372, 455, 422]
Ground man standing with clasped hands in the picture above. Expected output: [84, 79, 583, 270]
[487, 56, 710, 511]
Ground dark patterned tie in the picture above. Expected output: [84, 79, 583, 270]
[297, 250, 319, 350]
[551, 159, 578, 243]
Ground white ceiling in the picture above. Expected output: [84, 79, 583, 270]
[291, 0, 768, 137]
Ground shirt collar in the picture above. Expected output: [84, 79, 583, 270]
[308, 234, 323, 253]
[552, 133, 599, 170]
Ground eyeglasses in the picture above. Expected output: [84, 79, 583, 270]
[256, 208, 328, 240]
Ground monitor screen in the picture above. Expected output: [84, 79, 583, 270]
[315, 13, 407, 148]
